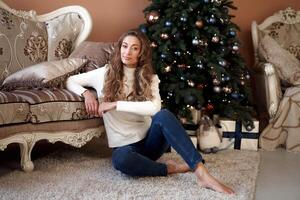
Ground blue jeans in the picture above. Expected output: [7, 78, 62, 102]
[111, 109, 203, 176]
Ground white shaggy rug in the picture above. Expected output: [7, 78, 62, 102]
[0, 139, 260, 200]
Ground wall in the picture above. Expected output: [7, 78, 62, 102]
[4, 0, 300, 67]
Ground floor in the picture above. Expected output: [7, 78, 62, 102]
[255, 149, 300, 200]
[1, 140, 300, 200]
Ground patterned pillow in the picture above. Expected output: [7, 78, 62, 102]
[1, 58, 87, 91]
[0, 7, 48, 83]
[262, 22, 300, 60]
[46, 13, 84, 61]
[69, 41, 115, 72]
[258, 34, 300, 85]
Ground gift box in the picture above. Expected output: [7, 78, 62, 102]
[218, 119, 259, 151]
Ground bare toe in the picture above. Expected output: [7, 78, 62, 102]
[195, 164, 235, 194]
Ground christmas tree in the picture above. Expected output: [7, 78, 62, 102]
[139, 0, 254, 129]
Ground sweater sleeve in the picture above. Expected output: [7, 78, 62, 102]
[116, 75, 161, 116]
[66, 66, 107, 97]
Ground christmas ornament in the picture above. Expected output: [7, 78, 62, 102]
[195, 20, 204, 28]
[192, 38, 199, 46]
[211, 35, 220, 43]
[206, 103, 214, 111]
[231, 92, 244, 101]
[187, 80, 195, 87]
[232, 45, 239, 51]
[208, 15, 216, 24]
[150, 42, 157, 48]
[178, 64, 186, 69]
[223, 86, 232, 93]
[167, 91, 173, 96]
[180, 16, 187, 22]
[229, 30, 236, 37]
[213, 86, 221, 93]
[197, 62, 204, 69]
[218, 59, 227, 67]
[174, 51, 181, 56]
[165, 65, 171, 72]
[160, 33, 169, 40]
[245, 74, 251, 79]
[165, 20, 172, 27]
[240, 80, 245, 85]
[160, 53, 167, 59]
[146, 11, 160, 23]
[139, 25, 147, 33]
[212, 79, 220, 85]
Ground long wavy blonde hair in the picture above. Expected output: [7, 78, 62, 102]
[103, 29, 154, 102]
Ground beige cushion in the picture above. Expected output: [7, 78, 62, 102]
[46, 13, 84, 61]
[9, 89, 92, 124]
[258, 35, 300, 85]
[262, 22, 300, 60]
[0, 7, 48, 83]
[0, 91, 30, 125]
[69, 41, 115, 72]
[1, 58, 87, 90]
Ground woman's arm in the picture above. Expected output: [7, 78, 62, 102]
[115, 75, 161, 116]
[66, 67, 106, 97]
[66, 66, 107, 116]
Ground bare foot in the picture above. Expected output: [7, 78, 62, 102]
[164, 160, 191, 174]
[195, 163, 235, 194]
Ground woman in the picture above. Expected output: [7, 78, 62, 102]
[66, 29, 234, 194]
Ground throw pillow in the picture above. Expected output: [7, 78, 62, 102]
[1, 58, 87, 91]
[46, 13, 84, 61]
[0, 7, 48, 83]
[69, 41, 115, 72]
[258, 34, 300, 85]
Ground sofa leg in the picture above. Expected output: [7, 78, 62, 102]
[19, 142, 34, 172]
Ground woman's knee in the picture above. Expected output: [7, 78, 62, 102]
[153, 109, 174, 120]
[112, 146, 134, 171]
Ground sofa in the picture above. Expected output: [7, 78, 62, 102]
[0, 1, 114, 171]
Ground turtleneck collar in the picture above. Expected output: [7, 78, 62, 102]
[123, 65, 136, 76]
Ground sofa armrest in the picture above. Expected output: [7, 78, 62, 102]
[262, 62, 282, 119]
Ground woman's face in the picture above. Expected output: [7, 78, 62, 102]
[121, 35, 141, 68]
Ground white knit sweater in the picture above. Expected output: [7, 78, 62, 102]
[66, 64, 161, 147]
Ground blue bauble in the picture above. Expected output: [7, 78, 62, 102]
[231, 93, 239, 99]
[139, 26, 147, 34]
[165, 21, 172, 27]
[229, 30, 236, 37]
[160, 53, 167, 59]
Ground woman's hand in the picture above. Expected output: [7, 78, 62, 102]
[82, 90, 99, 117]
[98, 102, 117, 117]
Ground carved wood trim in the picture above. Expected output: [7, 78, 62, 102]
[0, 127, 104, 172]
